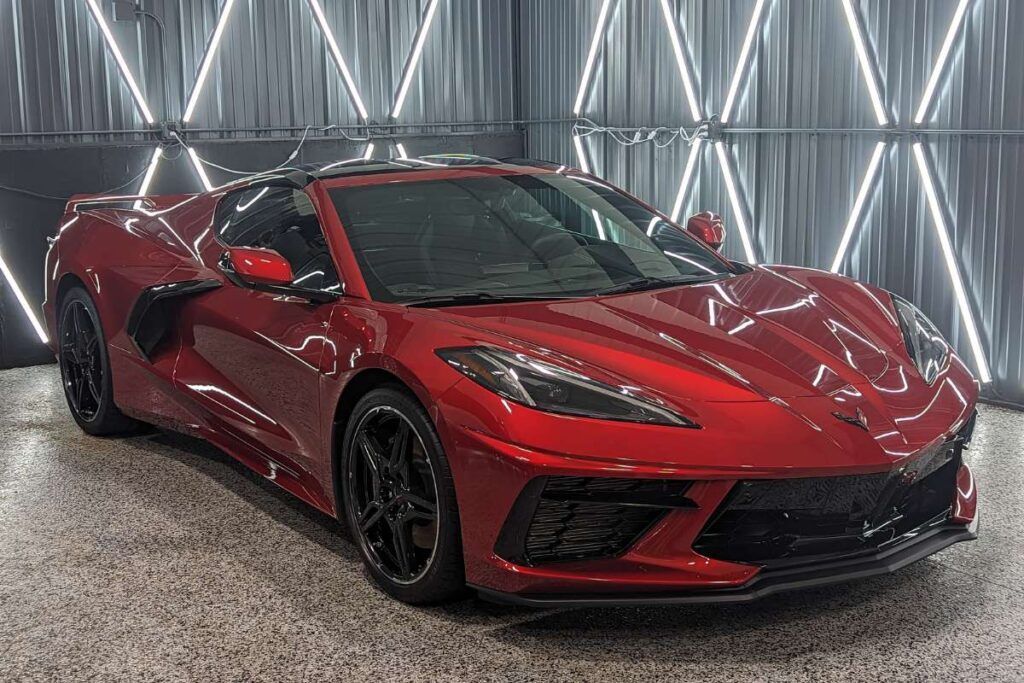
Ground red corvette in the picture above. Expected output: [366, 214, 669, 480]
[43, 155, 979, 605]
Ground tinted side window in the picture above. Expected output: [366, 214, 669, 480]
[215, 186, 340, 292]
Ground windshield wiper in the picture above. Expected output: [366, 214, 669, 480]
[403, 292, 576, 308]
[594, 273, 727, 296]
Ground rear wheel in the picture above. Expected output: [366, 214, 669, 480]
[340, 387, 465, 604]
[58, 287, 139, 436]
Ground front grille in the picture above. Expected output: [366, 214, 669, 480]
[694, 421, 973, 567]
[495, 477, 694, 566]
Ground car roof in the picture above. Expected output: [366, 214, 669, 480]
[211, 156, 568, 197]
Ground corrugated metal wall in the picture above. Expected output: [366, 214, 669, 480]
[0, 0, 521, 366]
[0, 0, 518, 139]
[521, 0, 1024, 408]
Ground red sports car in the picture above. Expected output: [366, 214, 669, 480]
[43, 155, 979, 605]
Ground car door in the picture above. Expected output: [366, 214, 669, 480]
[174, 185, 342, 506]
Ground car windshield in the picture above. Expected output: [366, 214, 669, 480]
[327, 171, 735, 304]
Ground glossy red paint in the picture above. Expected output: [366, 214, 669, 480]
[685, 211, 726, 251]
[42, 161, 980, 602]
[228, 246, 294, 285]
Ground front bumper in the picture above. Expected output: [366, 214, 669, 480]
[473, 520, 976, 607]
[441, 402, 979, 602]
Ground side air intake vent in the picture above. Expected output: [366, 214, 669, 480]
[495, 477, 694, 566]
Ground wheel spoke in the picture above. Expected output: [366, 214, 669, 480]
[388, 420, 410, 473]
[389, 518, 414, 577]
[84, 371, 101, 404]
[74, 369, 86, 409]
[400, 492, 437, 516]
[358, 500, 387, 533]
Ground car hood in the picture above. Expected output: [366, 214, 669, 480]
[440, 267, 894, 401]
[425, 266, 977, 452]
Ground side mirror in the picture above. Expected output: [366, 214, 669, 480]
[685, 212, 726, 251]
[219, 247, 339, 304]
[226, 247, 294, 286]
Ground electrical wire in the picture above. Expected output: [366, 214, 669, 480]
[182, 125, 371, 176]
[572, 117, 709, 148]
[0, 161, 155, 203]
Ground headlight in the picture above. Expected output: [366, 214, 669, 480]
[436, 347, 697, 427]
[891, 294, 949, 384]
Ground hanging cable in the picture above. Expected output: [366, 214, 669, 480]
[180, 125, 372, 176]
[572, 117, 709, 149]
[0, 162, 155, 203]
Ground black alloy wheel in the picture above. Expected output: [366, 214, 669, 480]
[348, 405, 439, 582]
[57, 287, 139, 435]
[342, 388, 464, 603]
[59, 299, 103, 422]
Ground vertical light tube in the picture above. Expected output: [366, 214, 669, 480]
[133, 147, 164, 210]
[912, 142, 990, 383]
[570, 135, 606, 239]
[0, 252, 49, 343]
[183, 0, 238, 122]
[572, 134, 592, 174]
[714, 142, 757, 264]
[658, 0, 702, 122]
[572, 0, 615, 116]
[187, 147, 214, 191]
[395, 143, 409, 159]
[362, 143, 375, 160]
[914, 0, 971, 124]
[720, 0, 768, 124]
[390, 0, 441, 119]
[307, 0, 369, 121]
[831, 141, 887, 272]
[670, 138, 704, 222]
[840, 0, 890, 126]
[84, 0, 154, 124]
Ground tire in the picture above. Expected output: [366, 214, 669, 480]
[57, 286, 140, 436]
[340, 387, 465, 604]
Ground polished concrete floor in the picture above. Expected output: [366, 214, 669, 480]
[2, 364, 1023, 682]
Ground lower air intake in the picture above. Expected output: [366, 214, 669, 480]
[694, 425, 971, 567]
[495, 476, 694, 566]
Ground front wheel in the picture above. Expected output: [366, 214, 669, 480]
[57, 287, 140, 436]
[340, 387, 465, 604]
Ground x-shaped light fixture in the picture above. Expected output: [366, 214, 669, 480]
[572, 0, 770, 265]
[830, 0, 987, 382]
[309, 0, 442, 160]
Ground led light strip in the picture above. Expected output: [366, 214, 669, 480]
[658, 0, 701, 122]
[914, 0, 971, 124]
[0, 251, 49, 343]
[720, 0, 768, 124]
[187, 147, 215, 191]
[840, 0, 889, 126]
[714, 142, 756, 264]
[182, 0, 238, 123]
[391, 0, 441, 119]
[133, 146, 165, 210]
[830, 141, 887, 272]
[572, 0, 615, 116]
[307, 0, 369, 121]
[669, 139, 703, 222]
[84, 0, 155, 124]
[570, 135, 607, 240]
[911, 143, 990, 382]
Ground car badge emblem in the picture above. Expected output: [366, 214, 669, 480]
[832, 408, 869, 431]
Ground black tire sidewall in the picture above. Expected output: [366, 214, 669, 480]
[340, 387, 465, 604]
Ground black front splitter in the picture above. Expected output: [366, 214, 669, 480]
[472, 523, 975, 608]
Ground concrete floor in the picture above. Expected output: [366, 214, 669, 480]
[1, 365, 1023, 682]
